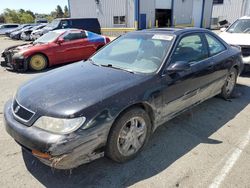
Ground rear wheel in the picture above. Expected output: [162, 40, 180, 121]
[220, 67, 237, 99]
[29, 54, 48, 71]
[106, 108, 152, 163]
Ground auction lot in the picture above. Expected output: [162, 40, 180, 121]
[0, 36, 250, 188]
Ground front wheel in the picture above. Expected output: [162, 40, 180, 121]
[106, 108, 152, 163]
[220, 67, 237, 99]
[28, 54, 48, 71]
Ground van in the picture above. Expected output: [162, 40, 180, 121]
[41, 18, 101, 35]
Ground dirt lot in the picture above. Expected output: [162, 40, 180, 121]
[0, 36, 250, 188]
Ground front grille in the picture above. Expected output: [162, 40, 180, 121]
[12, 99, 35, 122]
[240, 46, 250, 57]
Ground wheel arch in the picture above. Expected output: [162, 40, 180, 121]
[113, 102, 155, 131]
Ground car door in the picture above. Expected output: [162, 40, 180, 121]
[159, 33, 216, 122]
[203, 33, 228, 94]
[55, 31, 90, 64]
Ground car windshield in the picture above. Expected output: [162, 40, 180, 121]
[91, 33, 174, 74]
[46, 20, 60, 28]
[34, 31, 62, 44]
[227, 19, 250, 33]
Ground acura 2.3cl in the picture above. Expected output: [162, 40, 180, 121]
[4, 28, 243, 169]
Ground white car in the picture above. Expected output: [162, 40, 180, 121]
[30, 29, 43, 40]
[219, 16, 250, 71]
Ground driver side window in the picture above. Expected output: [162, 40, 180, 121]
[63, 31, 87, 41]
[171, 34, 208, 64]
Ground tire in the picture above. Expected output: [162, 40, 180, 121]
[106, 108, 152, 163]
[28, 54, 48, 71]
[220, 67, 237, 99]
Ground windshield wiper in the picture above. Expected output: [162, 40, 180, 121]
[100, 64, 135, 74]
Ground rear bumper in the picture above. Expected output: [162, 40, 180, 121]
[4, 100, 106, 169]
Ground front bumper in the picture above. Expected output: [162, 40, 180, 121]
[1, 51, 28, 71]
[4, 100, 106, 169]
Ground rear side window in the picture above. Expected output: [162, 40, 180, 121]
[60, 20, 69, 28]
[6, 25, 18, 28]
[63, 31, 87, 41]
[171, 34, 208, 63]
[205, 34, 226, 56]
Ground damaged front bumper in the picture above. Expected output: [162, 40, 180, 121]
[3, 100, 107, 169]
[1, 47, 28, 71]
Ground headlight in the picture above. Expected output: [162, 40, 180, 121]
[34, 116, 86, 134]
[12, 52, 24, 59]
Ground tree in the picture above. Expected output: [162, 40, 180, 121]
[26, 10, 35, 19]
[20, 13, 34, 23]
[0, 14, 5, 23]
[56, 5, 64, 18]
[3, 9, 20, 23]
[64, 6, 69, 18]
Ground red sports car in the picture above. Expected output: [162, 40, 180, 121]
[1, 29, 110, 71]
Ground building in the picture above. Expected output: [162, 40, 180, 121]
[68, 0, 213, 29]
[212, 0, 250, 24]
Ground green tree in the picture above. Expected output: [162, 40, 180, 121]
[20, 13, 34, 23]
[26, 10, 35, 19]
[3, 9, 20, 23]
[0, 14, 5, 23]
[64, 6, 69, 18]
[56, 5, 64, 18]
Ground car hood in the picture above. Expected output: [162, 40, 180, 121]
[16, 61, 148, 117]
[219, 32, 250, 46]
[10, 43, 48, 53]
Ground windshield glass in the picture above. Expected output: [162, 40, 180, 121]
[46, 20, 60, 28]
[91, 33, 174, 74]
[34, 31, 61, 43]
[227, 19, 250, 33]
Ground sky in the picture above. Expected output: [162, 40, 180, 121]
[0, 0, 68, 14]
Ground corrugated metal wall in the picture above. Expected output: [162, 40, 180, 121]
[69, 0, 135, 28]
[203, 0, 213, 28]
[212, 0, 244, 23]
[173, 0, 194, 25]
[140, 0, 155, 28]
[69, 0, 213, 28]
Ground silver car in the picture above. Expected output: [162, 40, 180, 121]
[0, 24, 19, 35]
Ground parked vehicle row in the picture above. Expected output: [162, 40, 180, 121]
[3, 28, 244, 169]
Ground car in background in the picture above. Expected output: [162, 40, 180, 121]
[10, 25, 37, 40]
[21, 24, 47, 41]
[3, 28, 243, 169]
[219, 16, 250, 71]
[30, 28, 44, 40]
[5, 24, 31, 37]
[35, 19, 48, 24]
[0, 24, 19, 35]
[37, 18, 101, 38]
[1, 29, 110, 71]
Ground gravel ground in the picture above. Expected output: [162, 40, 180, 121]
[0, 36, 250, 188]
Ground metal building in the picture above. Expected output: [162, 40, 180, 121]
[68, 0, 213, 29]
[212, 0, 250, 24]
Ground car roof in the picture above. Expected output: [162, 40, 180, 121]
[52, 28, 83, 33]
[1, 23, 19, 26]
[138, 27, 210, 35]
[239, 16, 250, 19]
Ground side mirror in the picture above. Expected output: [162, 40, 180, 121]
[57, 38, 64, 44]
[166, 61, 190, 73]
[220, 27, 226, 32]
